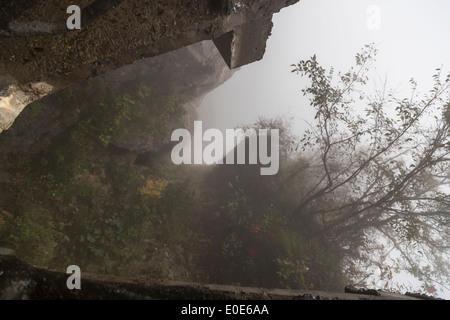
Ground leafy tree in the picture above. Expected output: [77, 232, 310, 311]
[289, 44, 450, 294]
[200, 118, 345, 290]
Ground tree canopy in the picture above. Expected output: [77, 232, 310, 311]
[288, 43, 450, 293]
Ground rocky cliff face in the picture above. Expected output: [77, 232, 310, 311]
[0, 0, 299, 134]
[105, 40, 235, 153]
[0, 39, 236, 280]
[0, 1, 300, 288]
[0, 40, 233, 181]
[0, 76, 53, 132]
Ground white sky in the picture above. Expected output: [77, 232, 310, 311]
[198, 0, 450, 136]
[197, 0, 450, 299]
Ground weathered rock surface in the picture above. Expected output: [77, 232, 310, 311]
[0, 40, 233, 179]
[0, 253, 427, 300]
[0, 76, 53, 132]
[0, 0, 299, 133]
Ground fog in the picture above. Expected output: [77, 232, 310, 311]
[1, 0, 449, 301]
[198, 0, 450, 298]
[198, 0, 450, 136]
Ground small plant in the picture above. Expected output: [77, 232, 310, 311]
[139, 178, 170, 198]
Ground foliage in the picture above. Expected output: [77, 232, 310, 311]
[0, 76, 189, 279]
[0, 143, 194, 277]
[290, 43, 450, 294]
[139, 178, 170, 198]
[202, 162, 345, 290]
[274, 227, 345, 290]
[70, 82, 184, 151]
[6, 42, 448, 296]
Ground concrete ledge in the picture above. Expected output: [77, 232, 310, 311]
[0, 254, 428, 300]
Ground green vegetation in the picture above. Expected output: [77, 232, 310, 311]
[200, 159, 346, 290]
[0, 79, 189, 279]
[2, 44, 448, 296]
[1, 135, 194, 278]
[289, 44, 450, 292]
[70, 83, 184, 151]
[0, 105, 346, 290]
